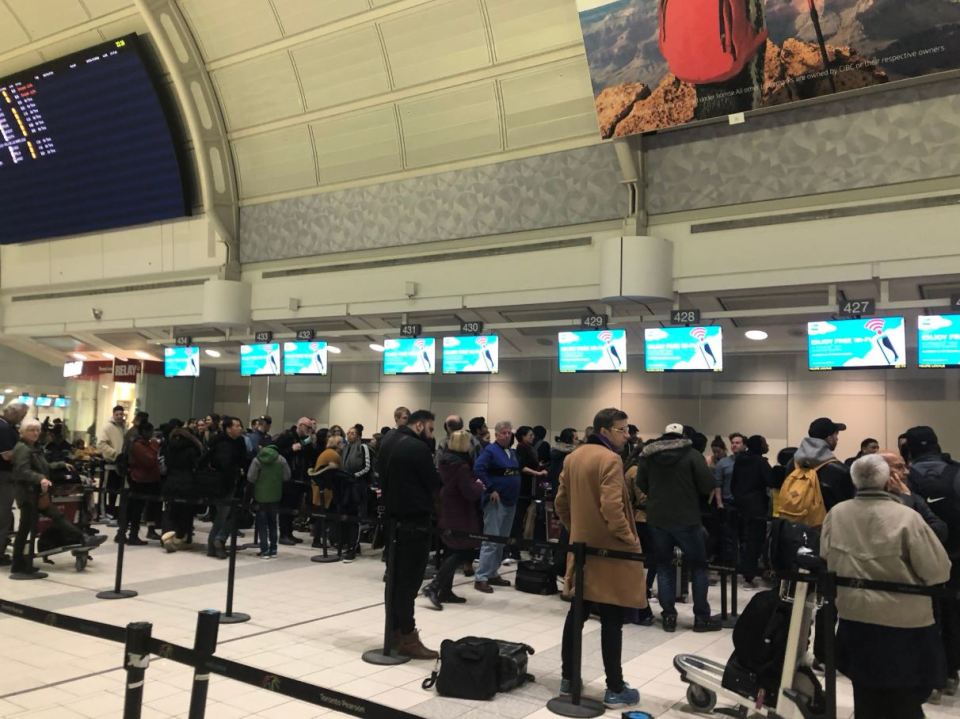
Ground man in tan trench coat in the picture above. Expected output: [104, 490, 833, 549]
[555, 408, 645, 709]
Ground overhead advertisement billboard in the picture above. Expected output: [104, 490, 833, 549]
[558, 329, 627, 373]
[645, 326, 723, 372]
[807, 317, 907, 370]
[576, 0, 960, 138]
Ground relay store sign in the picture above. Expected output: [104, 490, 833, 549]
[113, 359, 141, 383]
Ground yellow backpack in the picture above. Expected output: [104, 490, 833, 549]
[778, 460, 835, 528]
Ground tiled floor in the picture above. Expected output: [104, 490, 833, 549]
[1, 526, 957, 719]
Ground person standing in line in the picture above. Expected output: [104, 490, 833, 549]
[822, 455, 951, 719]
[274, 417, 317, 545]
[473, 421, 520, 593]
[96, 405, 127, 522]
[122, 422, 161, 546]
[422, 429, 485, 609]
[340, 424, 373, 562]
[0, 402, 28, 566]
[730, 435, 772, 589]
[636, 423, 720, 633]
[247, 445, 290, 558]
[394, 406, 411, 429]
[377, 409, 442, 660]
[513, 426, 548, 556]
[556, 408, 644, 708]
[206, 417, 248, 559]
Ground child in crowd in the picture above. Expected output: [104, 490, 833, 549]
[247, 445, 291, 558]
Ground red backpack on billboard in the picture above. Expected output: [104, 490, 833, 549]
[659, 0, 769, 84]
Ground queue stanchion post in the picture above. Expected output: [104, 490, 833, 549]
[188, 609, 221, 719]
[97, 490, 137, 599]
[311, 513, 340, 564]
[547, 542, 604, 718]
[362, 518, 411, 665]
[220, 503, 250, 624]
[122, 621, 152, 719]
[821, 571, 838, 719]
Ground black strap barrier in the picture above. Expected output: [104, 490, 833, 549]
[0, 598, 128, 642]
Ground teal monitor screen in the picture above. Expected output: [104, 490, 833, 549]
[442, 335, 499, 374]
[54, 397, 70, 408]
[240, 343, 281, 377]
[808, 317, 906, 370]
[557, 329, 627, 373]
[645, 326, 723, 372]
[383, 337, 436, 375]
[164, 346, 199, 377]
[283, 341, 328, 375]
[918, 315, 960, 368]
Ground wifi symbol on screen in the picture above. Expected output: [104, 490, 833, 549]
[415, 338, 426, 349]
[690, 327, 707, 341]
[865, 318, 885, 334]
[477, 336, 488, 347]
[599, 330, 613, 343]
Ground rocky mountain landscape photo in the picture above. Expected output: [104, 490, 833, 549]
[579, 0, 960, 136]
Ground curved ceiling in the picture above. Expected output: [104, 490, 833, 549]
[0, 0, 602, 206]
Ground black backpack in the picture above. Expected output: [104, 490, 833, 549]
[515, 559, 559, 595]
[423, 637, 534, 700]
[724, 590, 792, 704]
[910, 462, 960, 552]
[767, 518, 820, 573]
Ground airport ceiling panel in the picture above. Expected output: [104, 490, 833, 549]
[4, 0, 90, 39]
[270, 0, 371, 36]
[310, 106, 402, 186]
[0, 2, 30, 52]
[379, 0, 490, 89]
[37, 29, 106, 62]
[178, 0, 282, 62]
[291, 25, 390, 111]
[485, 0, 582, 63]
[233, 125, 317, 198]
[212, 51, 303, 129]
[399, 82, 501, 168]
[81, 0, 133, 15]
[500, 57, 596, 150]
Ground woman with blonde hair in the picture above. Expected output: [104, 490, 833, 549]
[422, 429, 485, 609]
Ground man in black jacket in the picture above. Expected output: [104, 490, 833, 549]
[274, 417, 318, 544]
[731, 435, 772, 588]
[788, 417, 855, 511]
[377, 409, 442, 660]
[206, 417, 248, 559]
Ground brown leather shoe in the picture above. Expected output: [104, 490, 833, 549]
[395, 630, 438, 660]
[488, 575, 511, 587]
[474, 580, 493, 593]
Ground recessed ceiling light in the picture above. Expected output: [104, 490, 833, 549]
[369, 343, 385, 353]
[327, 345, 342, 354]
[71, 353, 86, 360]
[204, 349, 221, 358]
[3, 388, 12, 393]
[745, 330, 769, 341]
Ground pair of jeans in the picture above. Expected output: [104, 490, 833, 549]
[852, 684, 927, 719]
[430, 547, 475, 595]
[649, 525, 711, 619]
[387, 523, 432, 634]
[208, 502, 232, 550]
[561, 601, 624, 692]
[475, 498, 516, 582]
[255, 503, 278, 554]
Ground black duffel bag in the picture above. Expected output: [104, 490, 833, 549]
[515, 559, 559, 595]
[422, 637, 535, 699]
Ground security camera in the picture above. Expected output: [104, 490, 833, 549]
[92, 308, 103, 320]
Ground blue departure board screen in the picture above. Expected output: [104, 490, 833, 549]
[0, 35, 188, 244]
[164, 347, 199, 377]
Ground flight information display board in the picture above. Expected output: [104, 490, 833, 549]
[918, 315, 960, 368]
[0, 35, 188, 244]
[164, 347, 199, 377]
[240, 344, 281, 377]
[808, 317, 906, 370]
[383, 338, 436, 375]
[645, 326, 723, 372]
[557, 329, 627, 373]
[442, 335, 499, 374]
[283, 341, 328, 375]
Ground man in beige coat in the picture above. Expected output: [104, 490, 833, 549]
[555, 408, 646, 709]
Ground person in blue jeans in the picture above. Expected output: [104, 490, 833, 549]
[247, 445, 290, 558]
[473, 421, 520, 593]
[636, 423, 721, 633]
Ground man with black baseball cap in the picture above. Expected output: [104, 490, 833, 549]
[789, 417, 855, 510]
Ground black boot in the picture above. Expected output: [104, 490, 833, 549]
[421, 583, 443, 611]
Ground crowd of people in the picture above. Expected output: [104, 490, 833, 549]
[0, 399, 958, 715]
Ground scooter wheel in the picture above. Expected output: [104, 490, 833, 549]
[686, 684, 717, 712]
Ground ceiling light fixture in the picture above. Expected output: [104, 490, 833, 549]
[327, 346, 342, 354]
[369, 343, 385, 353]
[204, 349, 221, 358]
[745, 330, 769, 341]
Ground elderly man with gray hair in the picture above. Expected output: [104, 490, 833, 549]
[0, 402, 29, 565]
[473, 420, 520, 593]
[821, 453, 952, 719]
